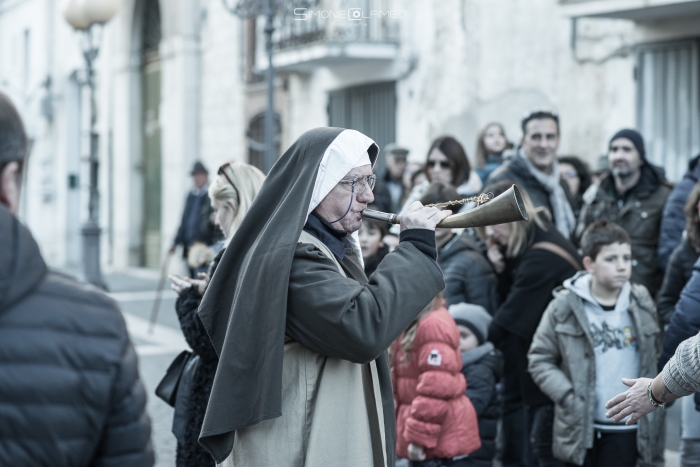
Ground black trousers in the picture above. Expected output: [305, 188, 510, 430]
[528, 404, 565, 467]
[565, 430, 637, 467]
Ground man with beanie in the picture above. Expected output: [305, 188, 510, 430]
[576, 129, 672, 296]
[449, 303, 503, 467]
[0, 93, 154, 465]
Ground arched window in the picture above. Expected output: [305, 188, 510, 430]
[246, 112, 281, 173]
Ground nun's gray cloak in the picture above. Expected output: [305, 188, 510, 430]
[197, 127, 445, 466]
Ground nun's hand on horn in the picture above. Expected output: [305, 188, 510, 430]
[399, 201, 451, 232]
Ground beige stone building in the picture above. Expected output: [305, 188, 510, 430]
[1, 0, 698, 273]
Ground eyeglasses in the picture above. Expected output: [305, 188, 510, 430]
[338, 174, 377, 194]
[426, 160, 450, 169]
[561, 169, 579, 179]
[217, 162, 240, 199]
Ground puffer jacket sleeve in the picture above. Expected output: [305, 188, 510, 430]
[93, 330, 154, 467]
[527, 299, 575, 405]
[403, 323, 465, 449]
[463, 359, 497, 416]
[659, 259, 700, 370]
[658, 170, 696, 270]
[443, 250, 499, 313]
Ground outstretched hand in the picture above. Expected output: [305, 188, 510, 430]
[604, 377, 656, 425]
[399, 201, 451, 232]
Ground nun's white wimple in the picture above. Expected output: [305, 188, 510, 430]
[306, 129, 377, 267]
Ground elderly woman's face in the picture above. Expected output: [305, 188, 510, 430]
[314, 165, 375, 233]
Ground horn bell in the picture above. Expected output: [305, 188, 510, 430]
[361, 184, 528, 229]
[436, 184, 528, 228]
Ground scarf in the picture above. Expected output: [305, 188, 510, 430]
[518, 149, 576, 238]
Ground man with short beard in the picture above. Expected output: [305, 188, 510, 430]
[487, 111, 576, 239]
[576, 129, 672, 296]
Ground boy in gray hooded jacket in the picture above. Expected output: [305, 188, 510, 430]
[528, 220, 663, 467]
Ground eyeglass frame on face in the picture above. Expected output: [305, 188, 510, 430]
[337, 174, 377, 194]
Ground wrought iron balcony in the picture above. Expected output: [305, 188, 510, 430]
[255, 0, 401, 72]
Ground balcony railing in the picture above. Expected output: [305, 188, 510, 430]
[273, 0, 400, 50]
[253, 0, 401, 71]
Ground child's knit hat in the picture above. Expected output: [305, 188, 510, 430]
[448, 303, 492, 346]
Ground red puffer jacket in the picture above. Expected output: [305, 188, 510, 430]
[391, 308, 481, 460]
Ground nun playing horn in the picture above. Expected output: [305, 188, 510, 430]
[197, 127, 451, 467]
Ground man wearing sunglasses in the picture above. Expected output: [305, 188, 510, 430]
[487, 111, 576, 240]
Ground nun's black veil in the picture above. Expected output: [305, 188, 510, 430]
[197, 127, 378, 461]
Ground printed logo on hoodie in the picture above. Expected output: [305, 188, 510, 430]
[589, 322, 638, 354]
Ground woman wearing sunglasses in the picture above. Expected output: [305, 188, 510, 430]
[397, 136, 483, 221]
[168, 161, 265, 467]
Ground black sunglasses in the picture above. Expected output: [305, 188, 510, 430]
[426, 160, 451, 169]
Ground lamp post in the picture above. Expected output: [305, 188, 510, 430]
[63, 0, 120, 289]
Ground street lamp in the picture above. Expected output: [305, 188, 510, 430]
[63, 0, 120, 289]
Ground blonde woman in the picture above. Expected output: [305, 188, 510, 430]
[168, 161, 265, 467]
[477, 180, 581, 467]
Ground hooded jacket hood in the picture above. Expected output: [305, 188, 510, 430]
[0, 205, 47, 311]
[562, 271, 630, 314]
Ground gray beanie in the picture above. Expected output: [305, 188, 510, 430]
[448, 303, 492, 345]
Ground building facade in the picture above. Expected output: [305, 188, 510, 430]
[1, 0, 698, 273]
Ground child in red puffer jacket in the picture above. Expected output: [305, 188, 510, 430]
[391, 294, 481, 466]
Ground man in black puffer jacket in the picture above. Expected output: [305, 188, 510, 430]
[0, 92, 154, 467]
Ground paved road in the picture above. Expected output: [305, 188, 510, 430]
[107, 270, 186, 467]
[105, 269, 683, 467]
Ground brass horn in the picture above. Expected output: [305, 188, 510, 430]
[362, 184, 528, 228]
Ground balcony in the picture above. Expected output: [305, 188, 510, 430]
[255, 0, 401, 72]
[560, 0, 700, 20]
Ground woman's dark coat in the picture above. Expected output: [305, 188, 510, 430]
[173, 249, 225, 467]
[657, 239, 699, 326]
[489, 219, 581, 407]
[437, 231, 499, 313]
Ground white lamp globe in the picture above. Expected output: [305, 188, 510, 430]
[83, 0, 121, 24]
[63, 0, 91, 30]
